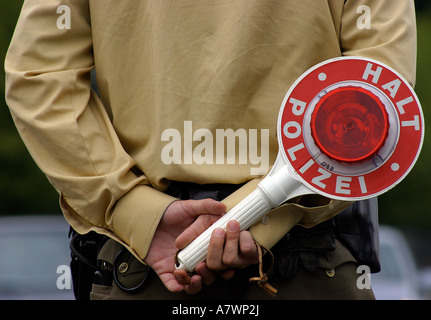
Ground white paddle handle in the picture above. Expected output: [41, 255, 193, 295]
[176, 165, 300, 272]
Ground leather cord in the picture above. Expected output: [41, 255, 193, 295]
[249, 241, 278, 297]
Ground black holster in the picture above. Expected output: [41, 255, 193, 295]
[69, 229, 107, 300]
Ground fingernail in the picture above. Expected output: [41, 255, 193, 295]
[227, 221, 239, 232]
[214, 228, 224, 237]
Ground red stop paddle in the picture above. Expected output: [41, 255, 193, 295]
[176, 56, 424, 272]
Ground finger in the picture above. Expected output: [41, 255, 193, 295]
[173, 268, 203, 295]
[174, 268, 191, 285]
[175, 199, 226, 249]
[184, 274, 203, 295]
[176, 214, 221, 249]
[222, 220, 240, 266]
[196, 262, 216, 286]
[239, 231, 258, 263]
[206, 228, 226, 271]
[160, 273, 185, 293]
[180, 198, 226, 218]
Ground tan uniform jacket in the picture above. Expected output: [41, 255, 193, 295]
[5, 0, 416, 262]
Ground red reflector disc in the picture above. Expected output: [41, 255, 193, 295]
[310, 87, 389, 163]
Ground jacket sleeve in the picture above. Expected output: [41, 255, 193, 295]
[340, 0, 417, 86]
[4, 0, 175, 261]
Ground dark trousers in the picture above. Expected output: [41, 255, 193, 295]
[90, 244, 375, 300]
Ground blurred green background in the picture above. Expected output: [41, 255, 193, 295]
[1, 2, 430, 263]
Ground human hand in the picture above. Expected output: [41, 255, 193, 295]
[175, 219, 259, 286]
[206, 220, 259, 276]
[144, 198, 226, 294]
